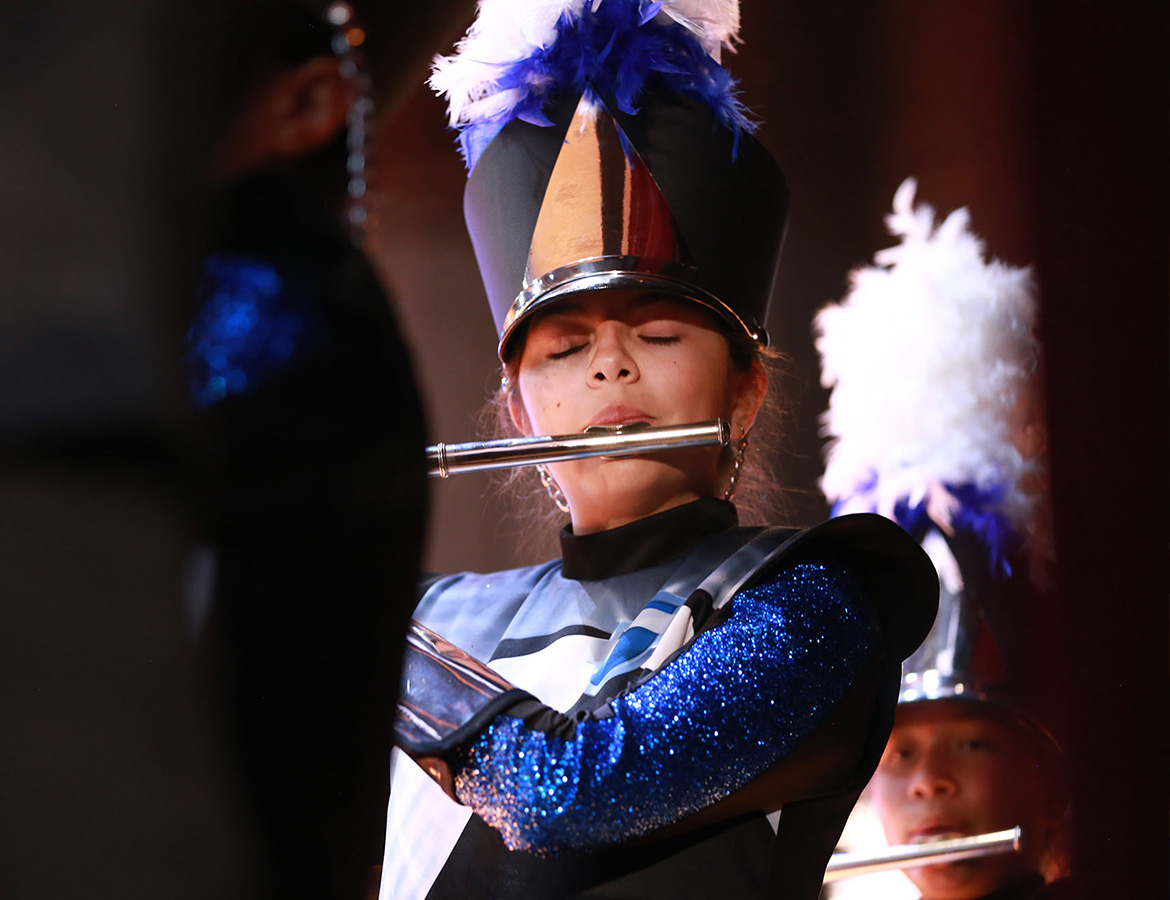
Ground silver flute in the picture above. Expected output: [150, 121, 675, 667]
[427, 419, 731, 478]
[823, 826, 1022, 882]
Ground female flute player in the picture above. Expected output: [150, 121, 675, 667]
[380, 3, 937, 898]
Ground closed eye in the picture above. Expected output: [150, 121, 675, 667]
[548, 344, 586, 360]
[640, 334, 679, 345]
[879, 746, 915, 768]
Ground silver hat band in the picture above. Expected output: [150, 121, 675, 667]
[499, 256, 768, 360]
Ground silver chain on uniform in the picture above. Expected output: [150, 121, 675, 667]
[325, 2, 371, 239]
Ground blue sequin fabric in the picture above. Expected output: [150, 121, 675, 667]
[185, 253, 323, 408]
[452, 561, 879, 855]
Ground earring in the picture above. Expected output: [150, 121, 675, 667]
[723, 425, 749, 502]
[536, 464, 571, 514]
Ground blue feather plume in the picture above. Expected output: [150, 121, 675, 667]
[447, 0, 754, 168]
[831, 469, 1022, 578]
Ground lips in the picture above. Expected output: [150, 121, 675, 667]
[586, 405, 654, 429]
[908, 823, 969, 844]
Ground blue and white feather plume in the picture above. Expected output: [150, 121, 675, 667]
[429, 0, 752, 168]
[816, 179, 1045, 580]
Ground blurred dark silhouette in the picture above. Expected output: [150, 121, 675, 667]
[0, 2, 469, 899]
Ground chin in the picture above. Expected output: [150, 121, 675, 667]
[582, 457, 693, 494]
[564, 460, 709, 524]
[907, 858, 1018, 900]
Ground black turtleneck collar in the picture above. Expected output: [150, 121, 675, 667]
[560, 498, 738, 581]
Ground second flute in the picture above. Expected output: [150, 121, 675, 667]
[427, 419, 731, 478]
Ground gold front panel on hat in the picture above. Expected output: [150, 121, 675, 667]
[497, 94, 767, 359]
[525, 96, 681, 282]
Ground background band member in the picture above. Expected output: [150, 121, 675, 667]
[871, 698, 1067, 900]
[817, 181, 1068, 900]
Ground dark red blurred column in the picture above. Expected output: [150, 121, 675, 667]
[829, 3, 1167, 892]
[1030, 2, 1167, 896]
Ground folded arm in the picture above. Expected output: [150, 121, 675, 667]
[398, 560, 881, 856]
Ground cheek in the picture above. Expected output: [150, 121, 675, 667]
[870, 775, 909, 830]
[517, 375, 570, 431]
[961, 757, 1032, 820]
[658, 355, 733, 413]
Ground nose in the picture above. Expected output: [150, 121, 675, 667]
[907, 751, 958, 800]
[588, 322, 638, 384]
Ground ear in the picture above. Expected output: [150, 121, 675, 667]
[507, 387, 533, 437]
[729, 360, 768, 438]
[216, 57, 352, 176]
[266, 57, 353, 159]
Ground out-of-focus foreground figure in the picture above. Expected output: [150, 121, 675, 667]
[0, 2, 467, 899]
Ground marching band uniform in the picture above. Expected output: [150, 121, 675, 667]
[386, 501, 934, 898]
[380, 4, 937, 898]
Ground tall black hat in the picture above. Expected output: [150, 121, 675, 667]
[431, 0, 787, 360]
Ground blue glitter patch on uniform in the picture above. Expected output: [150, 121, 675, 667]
[185, 253, 322, 408]
[453, 561, 880, 855]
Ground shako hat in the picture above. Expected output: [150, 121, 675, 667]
[816, 179, 1058, 748]
[430, 0, 787, 360]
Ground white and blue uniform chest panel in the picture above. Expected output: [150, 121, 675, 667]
[412, 558, 687, 709]
[381, 556, 689, 900]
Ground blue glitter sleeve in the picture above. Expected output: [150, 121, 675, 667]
[451, 560, 880, 855]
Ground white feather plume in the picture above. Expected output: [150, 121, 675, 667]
[655, 0, 741, 62]
[429, 0, 573, 128]
[816, 178, 1041, 534]
[429, 0, 742, 127]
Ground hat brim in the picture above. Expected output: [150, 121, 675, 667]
[498, 256, 769, 361]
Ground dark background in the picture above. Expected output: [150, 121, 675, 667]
[1, 2, 1164, 898]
